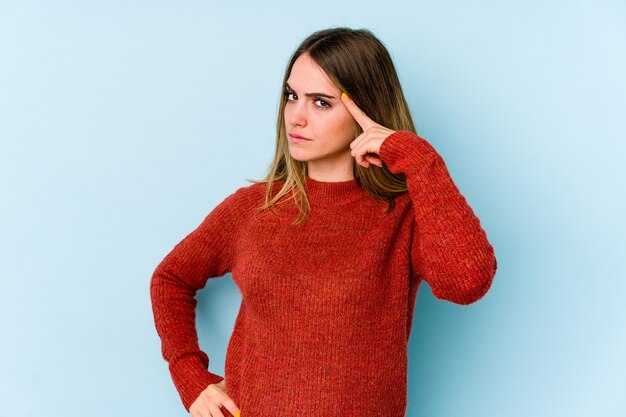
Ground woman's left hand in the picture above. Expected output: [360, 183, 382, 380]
[341, 92, 397, 169]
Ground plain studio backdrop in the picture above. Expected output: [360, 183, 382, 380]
[0, 1, 624, 416]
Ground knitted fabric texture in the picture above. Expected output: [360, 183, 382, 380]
[150, 130, 498, 416]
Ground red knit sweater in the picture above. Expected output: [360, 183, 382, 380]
[150, 130, 497, 416]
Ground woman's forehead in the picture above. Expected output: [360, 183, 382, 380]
[287, 56, 339, 96]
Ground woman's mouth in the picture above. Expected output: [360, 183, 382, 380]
[289, 133, 311, 143]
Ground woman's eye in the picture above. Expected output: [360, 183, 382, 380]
[315, 99, 330, 108]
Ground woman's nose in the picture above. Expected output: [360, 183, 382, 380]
[288, 102, 308, 126]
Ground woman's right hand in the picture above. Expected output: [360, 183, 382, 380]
[189, 379, 241, 417]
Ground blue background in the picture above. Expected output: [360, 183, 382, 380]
[1, 1, 624, 416]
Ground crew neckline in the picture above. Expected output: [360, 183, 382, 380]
[304, 175, 364, 206]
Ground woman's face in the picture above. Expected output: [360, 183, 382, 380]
[283, 53, 357, 175]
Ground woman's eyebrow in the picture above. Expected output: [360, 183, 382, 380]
[285, 82, 336, 99]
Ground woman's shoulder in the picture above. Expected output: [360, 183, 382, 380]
[221, 182, 260, 205]
[222, 180, 278, 208]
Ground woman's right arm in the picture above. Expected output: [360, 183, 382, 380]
[149, 187, 245, 413]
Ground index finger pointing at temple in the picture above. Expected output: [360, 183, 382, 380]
[341, 92, 376, 131]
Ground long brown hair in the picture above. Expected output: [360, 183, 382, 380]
[246, 26, 418, 225]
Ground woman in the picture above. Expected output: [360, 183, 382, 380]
[150, 27, 497, 417]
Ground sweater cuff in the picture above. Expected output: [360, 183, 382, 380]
[379, 130, 441, 176]
[169, 352, 225, 412]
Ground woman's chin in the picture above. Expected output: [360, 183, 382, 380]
[288, 150, 312, 162]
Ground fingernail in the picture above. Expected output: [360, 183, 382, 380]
[235, 412, 241, 417]
[341, 92, 349, 99]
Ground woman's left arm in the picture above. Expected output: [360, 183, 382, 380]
[342, 92, 497, 305]
[378, 130, 497, 305]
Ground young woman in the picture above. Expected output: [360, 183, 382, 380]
[150, 27, 497, 417]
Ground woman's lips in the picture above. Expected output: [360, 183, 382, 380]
[289, 133, 310, 143]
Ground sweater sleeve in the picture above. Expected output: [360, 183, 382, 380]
[378, 130, 497, 305]
[149, 187, 244, 411]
